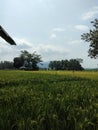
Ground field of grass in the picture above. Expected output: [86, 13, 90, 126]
[0, 70, 98, 130]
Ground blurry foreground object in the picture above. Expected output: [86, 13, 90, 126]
[0, 25, 16, 45]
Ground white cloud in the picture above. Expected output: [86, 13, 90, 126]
[74, 25, 89, 31]
[50, 27, 65, 39]
[14, 38, 33, 50]
[0, 38, 18, 61]
[50, 33, 57, 39]
[82, 6, 98, 20]
[0, 38, 35, 61]
[52, 28, 65, 32]
[18, 39, 69, 61]
[68, 40, 82, 45]
[0, 37, 69, 61]
[36, 44, 69, 61]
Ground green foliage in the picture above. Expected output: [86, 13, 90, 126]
[49, 59, 84, 70]
[81, 19, 98, 58]
[0, 61, 14, 69]
[14, 57, 23, 69]
[0, 70, 98, 130]
[13, 50, 42, 70]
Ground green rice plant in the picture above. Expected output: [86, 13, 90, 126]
[0, 70, 98, 130]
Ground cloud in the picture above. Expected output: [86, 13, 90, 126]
[0, 37, 69, 61]
[36, 44, 69, 61]
[74, 25, 89, 31]
[82, 6, 98, 20]
[68, 40, 82, 45]
[50, 27, 65, 39]
[14, 38, 33, 50]
[50, 33, 57, 39]
[52, 28, 65, 32]
[0, 38, 34, 61]
[0, 38, 18, 61]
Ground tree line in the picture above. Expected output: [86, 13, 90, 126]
[0, 50, 42, 70]
[0, 61, 14, 69]
[0, 51, 84, 71]
[0, 58, 84, 71]
[49, 59, 84, 70]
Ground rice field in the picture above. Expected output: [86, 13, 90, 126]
[0, 70, 98, 130]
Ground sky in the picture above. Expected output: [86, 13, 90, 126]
[0, 0, 98, 68]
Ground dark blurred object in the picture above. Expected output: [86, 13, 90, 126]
[0, 25, 16, 45]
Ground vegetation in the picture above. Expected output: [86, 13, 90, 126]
[1, 15, 98, 130]
[0, 70, 98, 130]
[14, 50, 42, 70]
[0, 61, 14, 69]
[81, 19, 98, 59]
[49, 59, 84, 70]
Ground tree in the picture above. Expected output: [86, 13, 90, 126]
[81, 19, 98, 58]
[13, 57, 23, 69]
[0, 61, 14, 69]
[68, 59, 83, 71]
[13, 50, 42, 70]
[49, 59, 84, 71]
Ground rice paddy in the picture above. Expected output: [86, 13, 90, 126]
[0, 70, 98, 130]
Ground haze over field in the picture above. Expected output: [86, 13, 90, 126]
[0, 0, 98, 68]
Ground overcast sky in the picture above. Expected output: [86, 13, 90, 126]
[0, 0, 98, 68]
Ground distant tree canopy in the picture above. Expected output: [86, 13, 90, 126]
[81, 19, 98, 59]
[49, 59, 84, 71]
[0, 61, 14, 69]
[13, 50, 42, 70]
